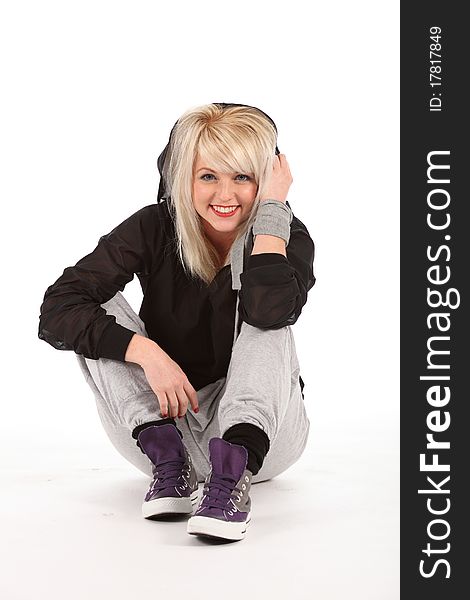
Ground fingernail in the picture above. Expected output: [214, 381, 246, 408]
[195, 407, 199, 413]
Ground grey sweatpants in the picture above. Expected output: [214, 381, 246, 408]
[75, 291, 310, 484]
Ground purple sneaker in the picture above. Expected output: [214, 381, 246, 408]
[187, 438, 252, 541]
[137, 424, 199, 519]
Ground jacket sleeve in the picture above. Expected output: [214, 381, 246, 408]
[238, 213, 315, 329]
[38, 204, 160, 361]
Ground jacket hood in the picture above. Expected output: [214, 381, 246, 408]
[156, 102, 280, 203]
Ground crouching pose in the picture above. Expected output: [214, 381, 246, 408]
[38, 102, 316, 542]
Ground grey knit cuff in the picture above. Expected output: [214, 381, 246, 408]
[252, 199, 293, 245]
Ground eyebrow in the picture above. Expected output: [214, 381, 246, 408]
[196, 167, 255, 175]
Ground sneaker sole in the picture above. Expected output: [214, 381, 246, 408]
[142, 490, 199, 519]
[186, 513, 251, 541]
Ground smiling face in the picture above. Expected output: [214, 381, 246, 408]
[192, 154, 258, 244]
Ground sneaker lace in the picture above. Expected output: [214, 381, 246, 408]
[202, 472, 241, 510]
[151, 458, 186, 492]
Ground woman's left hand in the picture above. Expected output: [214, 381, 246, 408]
[261, 153, 293, 203]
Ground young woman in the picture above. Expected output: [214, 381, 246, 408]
[38, 102, 316, 542]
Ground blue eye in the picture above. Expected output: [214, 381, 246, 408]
[200, 173, 215, 181]
[236, 174, 251, 181]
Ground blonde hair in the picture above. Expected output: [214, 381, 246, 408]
[162, 103, 278, 284]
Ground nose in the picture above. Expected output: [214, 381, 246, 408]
[216, 179, 235, 203]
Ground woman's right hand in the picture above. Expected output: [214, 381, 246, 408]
[141, 347, 199, 418]
[126, 334, 199, 418]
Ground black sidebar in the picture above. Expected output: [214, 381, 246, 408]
[401, 3, 468, 598]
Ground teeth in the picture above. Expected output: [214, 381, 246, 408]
[212, 206, 238, 214]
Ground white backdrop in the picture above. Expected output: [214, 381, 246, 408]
[1, 1, 399, 598]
